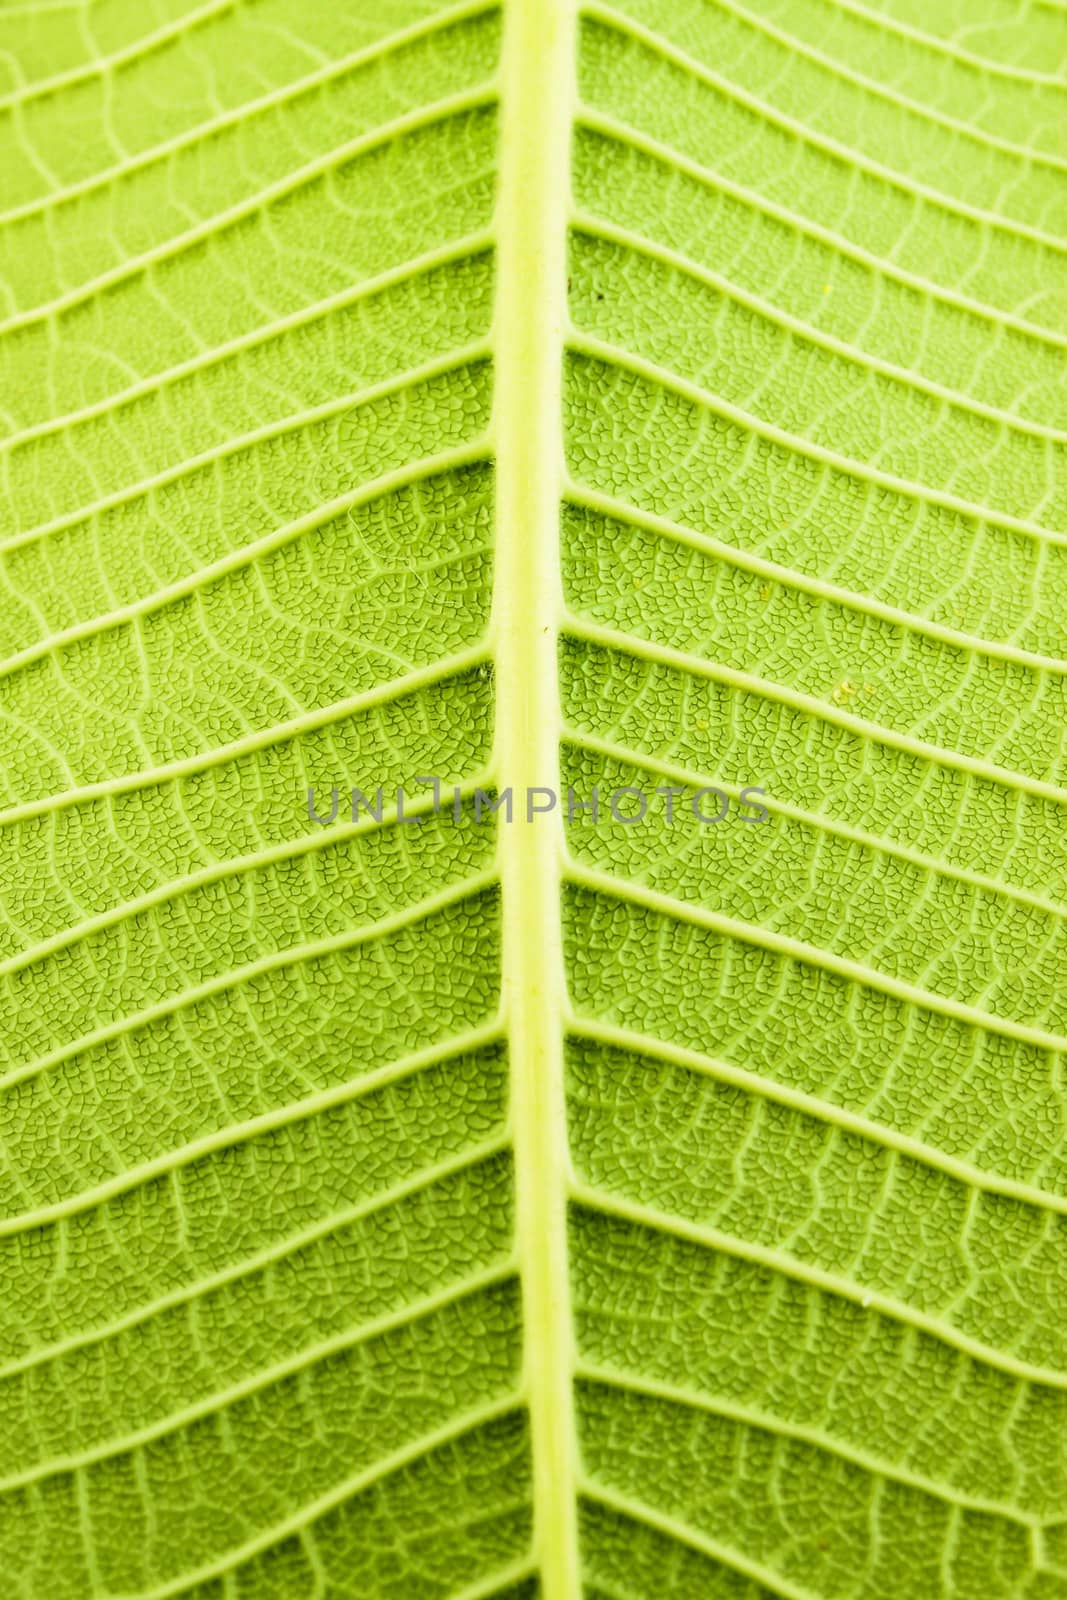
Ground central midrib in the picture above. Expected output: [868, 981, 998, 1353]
[492, 0, 582, 1595]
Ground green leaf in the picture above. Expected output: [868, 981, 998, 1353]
[1, 0, 1065, 1595]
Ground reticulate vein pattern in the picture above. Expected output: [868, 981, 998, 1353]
[0, 0, 1065, 1595]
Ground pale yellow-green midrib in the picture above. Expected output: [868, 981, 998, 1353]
[492, 0, 581, 1595]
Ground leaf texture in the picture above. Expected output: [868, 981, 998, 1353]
[0, 0, 1066, 1596]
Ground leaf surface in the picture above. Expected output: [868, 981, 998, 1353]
[1, 0, 1066, 1595]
